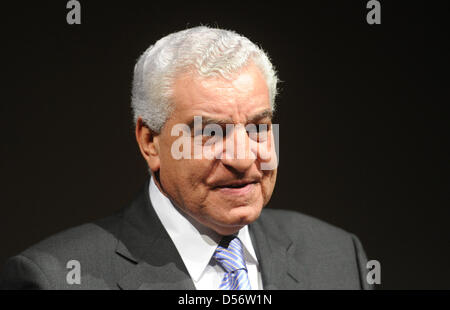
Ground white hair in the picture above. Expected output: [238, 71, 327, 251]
[131, 26, 279, 132]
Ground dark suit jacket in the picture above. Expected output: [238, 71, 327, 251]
[0, 179, 372, 290]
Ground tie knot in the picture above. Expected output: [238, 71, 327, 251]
[213, 236, 247, 273]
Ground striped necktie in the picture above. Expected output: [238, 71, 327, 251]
[213, 235, 252, 290]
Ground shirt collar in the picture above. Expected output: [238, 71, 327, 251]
[148, 177, 259, 282]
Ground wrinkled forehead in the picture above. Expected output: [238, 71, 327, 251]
[171, 64, 271, 124]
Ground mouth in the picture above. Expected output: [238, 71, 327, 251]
[213, 180, 258, 195]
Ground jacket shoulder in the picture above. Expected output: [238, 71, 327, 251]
[259, 208, 353, 240]
[23, 213, 122, 259]
[257, 208, 372, 289]
[0, 213, 123, 289]
[258, 208, 362, 266]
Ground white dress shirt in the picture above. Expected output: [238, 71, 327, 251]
[149, 177, 263, 290]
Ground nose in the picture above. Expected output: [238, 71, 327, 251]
[220, 125, 256, 173]
[221, 157, 255, 173]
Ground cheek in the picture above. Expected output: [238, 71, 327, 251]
[159, 148, 216, 203]
[261, 170, 277, 203]
[162, 158, 208, 187]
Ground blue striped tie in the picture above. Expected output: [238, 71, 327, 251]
[214, 236, 252, 290]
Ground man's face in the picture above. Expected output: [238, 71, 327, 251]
[152, 64, 277, 235]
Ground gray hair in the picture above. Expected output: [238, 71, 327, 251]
[131, 26, 279, 132]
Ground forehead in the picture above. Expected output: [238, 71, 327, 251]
[171, 64, 270, 123]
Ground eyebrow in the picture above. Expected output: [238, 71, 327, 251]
[186, 109, 273, 129]
[247, 109, 273, 123]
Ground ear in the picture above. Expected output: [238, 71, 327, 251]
[135, 118, 160, 172]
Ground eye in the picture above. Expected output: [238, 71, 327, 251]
[246, 124, 270, 141]
[201, 124, 225, 146]
[194, 128, 217, 138]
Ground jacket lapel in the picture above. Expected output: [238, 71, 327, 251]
[249, 211, 310, 290]
[112, 179, 308, 290]
[114, 179, 196, 290]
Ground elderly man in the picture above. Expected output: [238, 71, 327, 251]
[0, 26, 371, 290]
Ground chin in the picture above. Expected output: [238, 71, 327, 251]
[199, 200, 264, 235]
[225, 203, 262, 227]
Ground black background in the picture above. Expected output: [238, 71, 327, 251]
[1, 1, 448, 289]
